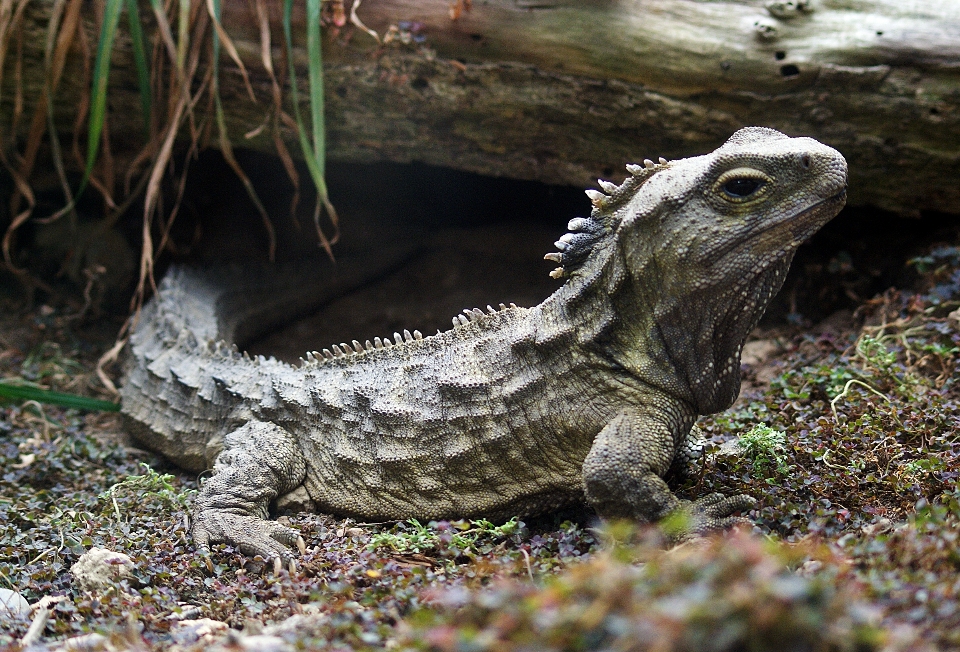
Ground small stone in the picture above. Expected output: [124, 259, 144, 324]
[741, 339, 782, 367]
[796, 559, 824, 576]
[173, 618, 229, 644]
[275, 485, 316, 514]
[766, 0, 812, 19]
[753, 18, 779, 41]
[0, 589, 29, 618]
[71, 548, 134, 591]
[239, 634, 293, 652]
[715, 439, 741, 458]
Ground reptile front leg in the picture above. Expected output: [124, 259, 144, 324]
[192, 421, 307, 563]
[582, 409, 755, 537]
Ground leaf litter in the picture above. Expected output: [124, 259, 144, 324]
[4, 247, 960, 649]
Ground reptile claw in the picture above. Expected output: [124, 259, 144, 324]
[297, 536, 306, 555]
[289, 559, 297, 574]
[273, 557, 282, 575]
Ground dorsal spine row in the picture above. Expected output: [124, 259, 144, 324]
[296, 302, 519, 368]
[545, 157, 670, 278]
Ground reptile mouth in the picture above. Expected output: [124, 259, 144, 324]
[712, 188, 847, 260]
[781, 187, 847, 236]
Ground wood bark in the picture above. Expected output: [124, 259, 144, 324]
[7, 0, 960, 216]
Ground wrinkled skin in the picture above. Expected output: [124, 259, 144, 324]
[122, 127, 847, 561]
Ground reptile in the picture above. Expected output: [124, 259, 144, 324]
[121, 127, 847, 562]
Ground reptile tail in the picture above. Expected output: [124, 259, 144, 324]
[121, 246, 420, 472]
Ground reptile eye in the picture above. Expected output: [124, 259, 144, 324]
[722, 178, 763, 198]
[713, 168, 773, 203]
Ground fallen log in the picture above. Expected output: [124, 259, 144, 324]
[7, 0, 960, 216]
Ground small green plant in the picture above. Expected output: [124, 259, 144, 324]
[737, 424, 790, 477]
[856, 335, 900, 380]
[901, 456, 947, 478]
[772, 363, 856, 401]
[100, 463, 194, 518]
[368, 517, 523, 559]
[367, 519, 437, 554]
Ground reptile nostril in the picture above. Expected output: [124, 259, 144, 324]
[801, 155, 811, 169]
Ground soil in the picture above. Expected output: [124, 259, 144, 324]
[3, 153, 960, 650]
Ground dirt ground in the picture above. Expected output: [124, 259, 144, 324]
[3, 156, 960, 650]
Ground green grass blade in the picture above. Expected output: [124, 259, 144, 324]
[284, 0, 331, 208]
[210, 0, 221, 67]
[305, 0, 325, 180]
[125, 0, 152, 138]
[284, 0, 310, 165]
[80, 0, 124, 199]
[0, 382, 120, 412]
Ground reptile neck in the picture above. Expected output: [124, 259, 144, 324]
[535, 238, 793, 416]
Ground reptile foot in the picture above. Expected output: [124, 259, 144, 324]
[668, 492, 756, 540]
[193, 509, 303, 563]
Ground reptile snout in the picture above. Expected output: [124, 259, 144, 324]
[802, 142, 848, 201]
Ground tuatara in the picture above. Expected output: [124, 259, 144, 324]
[121, 127, 847, 561]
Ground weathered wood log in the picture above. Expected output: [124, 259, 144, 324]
[7, 0, 960, 216]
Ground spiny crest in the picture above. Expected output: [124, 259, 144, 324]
[545, 157, 669, 278]
[298, 329, 425, 367]
[296, 302, 519, 368]
[205, 338, 243, 360]
[588, 157, 668, 214]
[450, 303, 516, 328]
[205, 337, 275, 366]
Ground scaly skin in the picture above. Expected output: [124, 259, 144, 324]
[121, 127, 847, 561]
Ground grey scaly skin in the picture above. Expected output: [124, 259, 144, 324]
[121, 127, 847, 562]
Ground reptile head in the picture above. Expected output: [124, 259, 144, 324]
[547, 127, 846, 286]
[643, 126, 847, 280]
[561, 127, 847, 413]
[640, 127, 846, 411]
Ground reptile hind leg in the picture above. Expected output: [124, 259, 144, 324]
[192, 420, 307, 562]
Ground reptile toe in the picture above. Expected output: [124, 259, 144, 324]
[193, 511, 301, 563]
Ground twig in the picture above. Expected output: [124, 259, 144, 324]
[830, 379, 901, 427]
[349, 0, 379, 43]
[20, 606, 51, 648]
[820, 449, 843, 470]
[22, 399, 51, 441]
[520, 548, 534, 582]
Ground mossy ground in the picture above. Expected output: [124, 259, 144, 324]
[1, 247, 960, 650]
